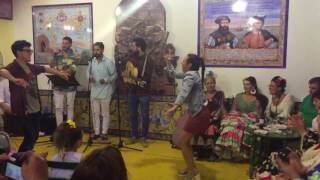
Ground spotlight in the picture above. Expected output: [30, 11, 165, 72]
[232, 0, 248, 12]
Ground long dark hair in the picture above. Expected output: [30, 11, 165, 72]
[244, 76, 268, 113]
[186, 54, 205, 85]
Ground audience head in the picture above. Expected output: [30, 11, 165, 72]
[62, 36, 73, 51]
[309, 77, 320, 95]
[71, 146, 127, 180]
[53, 120, 82, 156]
[182, 54, 205, 83]
[243, 76, 258, 95]
[131, 37, 147, 53]
[11, 40, 33, 62]
[312, 90, 320, 110]
[205, 71, 216, 92]
[163, 43, 176, 61]
[269, 76, 286, 96]
[93, 42, 104, 58]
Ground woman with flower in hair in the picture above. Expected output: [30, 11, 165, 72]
[50, 120, 83, 179]
[215, 76, 268, 159]
[265, 76, 294, 124]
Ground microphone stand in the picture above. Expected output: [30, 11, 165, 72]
[36, 81, 55, 146]
[37, 54, 63, 145]
[83, 55, 94, 152]
[112, 59, 142, 152]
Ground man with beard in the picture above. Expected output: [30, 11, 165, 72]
[49, 36, 79, 127]
[123, 38, 153, 148]
[206, 15, 238, 49]
[243, 16, 278, 49]
[87, 42, 117, 141]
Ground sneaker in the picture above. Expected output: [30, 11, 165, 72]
[125, 137, 138, 145]
[140, 138, 148, 148]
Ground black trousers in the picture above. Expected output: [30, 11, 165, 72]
[18, 112, 41, 152]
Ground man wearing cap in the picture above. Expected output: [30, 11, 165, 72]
[243, 16, 278, 49]
[206, 15, 238, 49]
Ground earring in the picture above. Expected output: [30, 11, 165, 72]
[250, 88, 257, 95]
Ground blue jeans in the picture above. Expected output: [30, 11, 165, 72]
[128, 92, 150, 139]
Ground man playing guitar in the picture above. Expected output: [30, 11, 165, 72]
[123, 38, 153, 148]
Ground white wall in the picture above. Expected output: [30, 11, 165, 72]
[11, 0, 320, 100]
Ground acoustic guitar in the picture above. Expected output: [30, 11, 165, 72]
[122, 60, 138, 85]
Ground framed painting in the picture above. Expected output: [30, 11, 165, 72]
[0, 0, 13, 20]
[198, 0, 289, 68]
[32, 3, 93, 65]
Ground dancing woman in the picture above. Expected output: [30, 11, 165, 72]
[166, 54, 210, 180]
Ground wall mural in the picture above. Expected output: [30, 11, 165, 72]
[198, 0, 289, 68]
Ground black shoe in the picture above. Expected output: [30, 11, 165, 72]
[101, 134, 107, 140]
[101, 134, 111, 143]
[92, 135, 100, 140]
